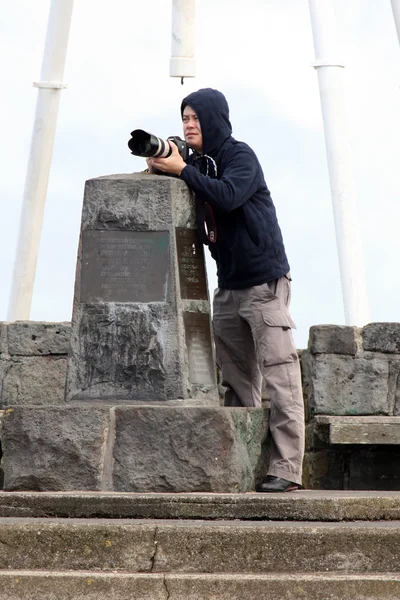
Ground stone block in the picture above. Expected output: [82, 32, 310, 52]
[1, 356, 67, 408]
[303, 352, 390, 415]
[0, 323, 8, 356]
[308, 325, 357, 355]
[112, 406, 269, 493]
[2, 406, 110, 491]
[363, 323, 400, 354]
[7, 322, 70, 356]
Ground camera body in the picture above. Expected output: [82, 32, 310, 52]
[128, 129, 189, 161]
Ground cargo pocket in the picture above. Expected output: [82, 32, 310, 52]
[263, 310, 296, 330]
[259, 310, 297, 367]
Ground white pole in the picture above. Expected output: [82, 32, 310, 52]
[170, 0, 196, 80]
[391, 0, 400, 43]
[7, 0, 74, 321]
[308, 0, 369, 326]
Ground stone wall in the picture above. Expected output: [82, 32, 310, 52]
[2, 320, 400, 490]
[302, 324, 400, 490]
[0, 322, 71, 408]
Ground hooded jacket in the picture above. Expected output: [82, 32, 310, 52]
[179, 88, 290, 289]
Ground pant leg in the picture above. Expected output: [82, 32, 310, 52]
[239, 276, 305, 485]
[213, 288, 262, 408]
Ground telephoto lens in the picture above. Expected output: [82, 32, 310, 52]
[128, 130, 173, 158]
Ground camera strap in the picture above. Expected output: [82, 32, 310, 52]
[204, 202, 217, 243]
[193, 154, 218, 245]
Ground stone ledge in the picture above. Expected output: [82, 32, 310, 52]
[0, 518, 399, 573]
[1, 572, 400, 600]
[314, 416, 400, 445]
[1, 490, 400, 521]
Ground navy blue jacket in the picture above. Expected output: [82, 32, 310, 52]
[179, 88, 290, 290]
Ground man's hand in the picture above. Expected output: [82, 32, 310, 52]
[151, 142, 186, 176]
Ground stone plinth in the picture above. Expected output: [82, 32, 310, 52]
[2, 406, 269, 493]
[65, 174, 217, 404]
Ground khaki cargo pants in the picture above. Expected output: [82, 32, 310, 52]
[213, 275, 305, 485]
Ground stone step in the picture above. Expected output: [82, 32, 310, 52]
[1, 518, 400, 573]
[2, 490, 400, 521]
[1, 571, 400, 600]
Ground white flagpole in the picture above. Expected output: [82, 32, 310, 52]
[8, 0, 74, 321]
[308, 0, 369, 326]
[170, 0, 196, 81]
[391, 0, 400, 44]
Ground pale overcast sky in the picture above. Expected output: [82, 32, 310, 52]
[1, 0, 400, 348]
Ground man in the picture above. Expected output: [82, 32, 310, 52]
[150, 88, 304, 492]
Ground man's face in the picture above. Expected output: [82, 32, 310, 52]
[182, 105, 203, 153]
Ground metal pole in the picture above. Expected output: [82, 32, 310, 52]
[391, 0, 400, 43]
[170, 0, 196, 81]
[8, 0, 74, 321]
[308, 0, 369, 326]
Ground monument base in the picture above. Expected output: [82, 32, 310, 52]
[2, 405, 269, 493]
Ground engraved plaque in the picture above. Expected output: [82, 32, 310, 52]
[183, 312, 215, 386]
[80, 230, 169, 303]
[176, 228, 208, 300]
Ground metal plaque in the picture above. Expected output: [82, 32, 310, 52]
[176, 228, 208, 300]
[80, 230, 169, 303]
[183, 312, 215, 386]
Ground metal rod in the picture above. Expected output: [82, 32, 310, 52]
[308, 0, 369, 326]
[8, 0, 74, 321]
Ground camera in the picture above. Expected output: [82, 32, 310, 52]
[128, 129, 189, 161]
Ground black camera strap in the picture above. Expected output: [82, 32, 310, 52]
[204, 202, 217, 243]
[193, 154, 218, 245]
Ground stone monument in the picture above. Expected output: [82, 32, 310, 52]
[2, 174, 269, 493]
[65, 173, 217, 404]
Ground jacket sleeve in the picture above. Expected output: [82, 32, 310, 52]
[180, 147, 260, 213]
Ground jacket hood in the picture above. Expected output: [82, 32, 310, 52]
[181, 88, 232, 156]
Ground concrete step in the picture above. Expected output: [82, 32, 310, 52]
[1, 518, 400, 574]
[2, 490, 400, 521]
[1, 571, 400, 600]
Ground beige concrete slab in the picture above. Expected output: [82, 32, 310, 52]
[2, 490, 400, 521]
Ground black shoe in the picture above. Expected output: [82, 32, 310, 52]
[256, 475, 302, 493]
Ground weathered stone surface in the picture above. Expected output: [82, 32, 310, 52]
[0, 518, 156, 571]
[0, 323, 8, 356]
[112, 407, 269, 493]
[363, 322, 400, 354]
[308, 325, 358, 355]
[1, 518, 400, 573]
[0, 572, 166, 600]
[66, 174, 217, 403]
[302, 351, 390, 415]
[302, 450, 346, 490]
[165, 574, 400, 600]
[66, 303, 182, 402]
[3, 490, 400, 521]
[1, 356, 67, 407]
[314, 416, 400, 445]
[7, 322, 71, 356]
[1, 573, 400, 600]
[2, 406, 110, 491]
